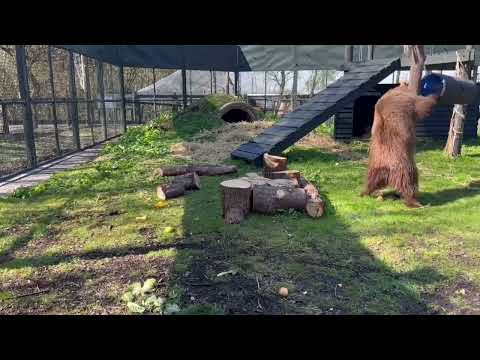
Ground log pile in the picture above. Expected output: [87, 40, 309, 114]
[154, 164, 238, 200]
[221, 153, 325, 224]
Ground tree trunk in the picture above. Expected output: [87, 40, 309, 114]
[221, 179, 252, 224]
[405, 45, 426, 95]
[444, 46, 473, 158]
[263, 153, 287, 178]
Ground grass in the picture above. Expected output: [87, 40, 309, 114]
[1, 109, 480, 314]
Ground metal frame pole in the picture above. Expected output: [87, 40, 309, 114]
[15, 45, 37, 168]
[47, 46, 61, 156]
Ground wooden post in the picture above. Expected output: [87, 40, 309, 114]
[95, 60, 108, 140]
[181, 68, 188, 109]
[47, 46, 61, 156]
[15, 45, 37, 168]
[445, 46, 473, 158]
[152, 68, 157, 117]
[367, 45, 375, 61]
[264, 71, 267, 110]
[405, 45, 426, 95]
[118, 65, 127, 133]
[67, 51, 81, 150]
[292, 70, 298, 110]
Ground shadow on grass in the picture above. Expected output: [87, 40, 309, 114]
[172, 159, 446, 315]
[421, 180, 480, 207]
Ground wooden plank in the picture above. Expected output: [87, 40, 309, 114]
[231, 149, 261, 161]
[262, 126, 298, 137]
[252, 133, 289, 146]
[237, 142, 272, 154]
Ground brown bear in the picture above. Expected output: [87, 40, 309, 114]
[361, 81, 439, 208]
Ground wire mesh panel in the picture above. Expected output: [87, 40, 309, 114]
[0, 103, 28, 178]
[32, 102, 61, 164]
[55, 102, 76, 155]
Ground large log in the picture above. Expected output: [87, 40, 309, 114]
[263, 153, 287, 178]
[157, 183, 185, 200]
[172, 172, 201, 190]
[252, 184, 307, 214]
[221, 179, 252, 224]
[298, 177, 324, 218]
[156, 172, 200, 200]
[157, 165, 237, 177]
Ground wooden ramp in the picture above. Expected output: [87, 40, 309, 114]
[231, 57, 401, 166]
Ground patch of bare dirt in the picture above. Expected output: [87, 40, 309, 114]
[429, 280, 480, 315]
[0, 253, 175, 315]
[297, 133, 367, 161]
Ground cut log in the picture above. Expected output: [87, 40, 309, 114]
[239, 176, 270, 187]
[271, 170, 301, 186]
[268, 179, 299, 188]
[157, 183, 185, 200]
[157, 165, 237, 177]
[252, 184, 307, 214]
[172, 172, 201, 190]
[221, 179, 252, 224]
[263, 153, 287, 178]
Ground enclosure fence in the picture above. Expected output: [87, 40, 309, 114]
[0, 46, 361, 181]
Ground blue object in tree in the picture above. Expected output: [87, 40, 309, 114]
[420, 74, 445, 97]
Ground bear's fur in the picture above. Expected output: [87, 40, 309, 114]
[362, 82, 439, 208]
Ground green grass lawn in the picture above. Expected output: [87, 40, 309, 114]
[1, 110, 480, 315]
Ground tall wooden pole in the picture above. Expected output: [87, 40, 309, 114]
[445, 45, 474, 158]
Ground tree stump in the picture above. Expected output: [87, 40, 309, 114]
[252, 184, 307, 214]
[221, 179, 252, 224]
[305, 198, 325, 218]
[263, 153, 287, 178]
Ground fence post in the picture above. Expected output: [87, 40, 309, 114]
[118, 65, 127, 133]
[95, 60, 108, 140]
[1, 104, 9, 135]
[47, 46, 61, 156]
[15, 45, 37, 168]
[67, 51, 81, 150]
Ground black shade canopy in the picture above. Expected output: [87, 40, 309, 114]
[56, 45, 479, 71]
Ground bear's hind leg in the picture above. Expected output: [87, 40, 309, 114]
[361, 167, 388, 197]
